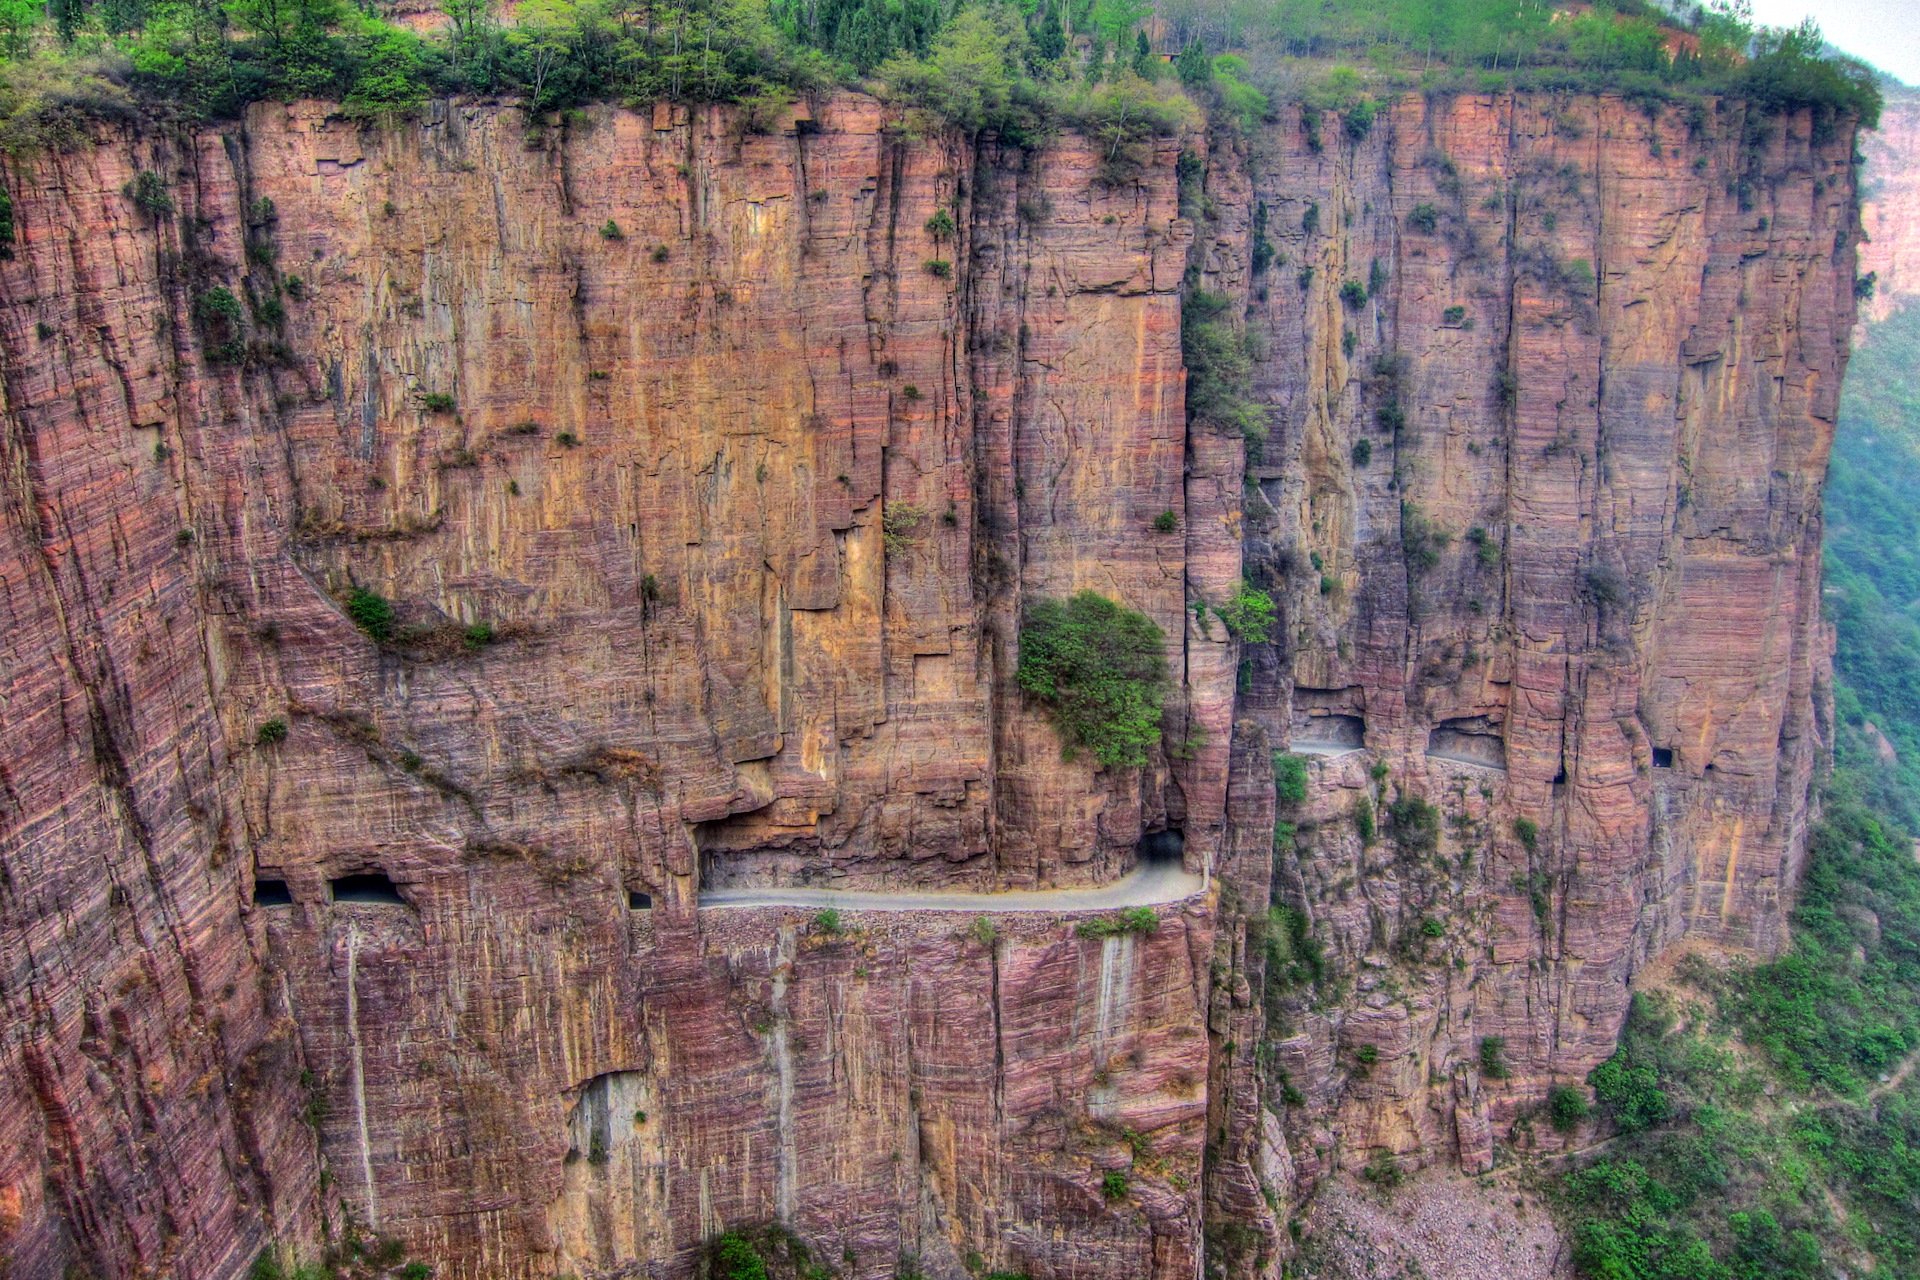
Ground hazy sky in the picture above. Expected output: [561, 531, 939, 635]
[1749, 0, 1920, 86]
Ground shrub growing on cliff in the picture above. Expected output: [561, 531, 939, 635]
[1273, 752, 1308, 807]
[194, 286, 243, 328]
[1385, 793, 1440, 855]
[1215, 581, 1275, 644]
[1400, 503, 1450, 574]
[257, 717, 289, 745]
[713, 1232, 769, 1280]
[345, 586, 395, 641]
[1076, 907, 1158, 938]
[1183, 289, 1262, 441]
[1548, 1083, 1589, 1132]
[125, 170, 173, 218]
[1479, 1035, 1510, 1080]
[1017, 590, 1168, 769]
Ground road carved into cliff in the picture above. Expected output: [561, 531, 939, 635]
[699, 858, 1206, 913]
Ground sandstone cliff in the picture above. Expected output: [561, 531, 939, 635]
[0, 87, 1858, 1280]
[1859, 86, 1920, 322]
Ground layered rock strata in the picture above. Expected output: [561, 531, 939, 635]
[0, 86, 1858, 1280]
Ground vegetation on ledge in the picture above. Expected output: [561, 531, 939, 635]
[1017, 589, 1169, 769]
[0, 0, 1877, 152]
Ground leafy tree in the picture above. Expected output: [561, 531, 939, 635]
[875, 5, 1024, 134]
[1017, 590, 1169, 768]
[0, 0, 39, 58]
[1172, 36, 1205, 88]
[228, 0, 352, 98]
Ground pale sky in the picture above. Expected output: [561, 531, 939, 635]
[1749, 0, 1920, 87]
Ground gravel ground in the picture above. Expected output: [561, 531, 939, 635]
[1296, 1164, 1571, 1280]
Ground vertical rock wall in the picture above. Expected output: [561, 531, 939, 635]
[1200, 94, 1850, 1241]
[0, 87, 1857, 1280]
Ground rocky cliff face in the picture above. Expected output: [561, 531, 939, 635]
[0, 88, 1857, 1280]
[1860, 87, 1920, 321]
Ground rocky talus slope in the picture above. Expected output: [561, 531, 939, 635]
[0, 89, 1858, 1280]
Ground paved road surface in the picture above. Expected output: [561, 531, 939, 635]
[699, 858, 1206, 913]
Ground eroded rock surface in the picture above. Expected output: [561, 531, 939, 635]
[0, 89, 1856, 1279]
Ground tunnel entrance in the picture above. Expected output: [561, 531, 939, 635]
[627, 891, 653, 910]
[1426, 718, 1507, 770]
[330, 873, 407, 905]
[1293, 714, 1365, 753]
[1652, 747, 1674, 768]
[1137, 829, 1184, 864]
[252, 878, 293, 907]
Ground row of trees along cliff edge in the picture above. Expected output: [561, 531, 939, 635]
[0, 0, 1880, 150]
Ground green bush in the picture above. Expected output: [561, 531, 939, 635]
[1274, 752, 1309, 807]
[345, 586, 395, 641]
[1076, 907, 1158, 938]
[1216, 582, 1276, 643]
[1338, 279, 1367, 309]
[1419, 917, 1444, 938]
[257, 717, 289, 745]
[194, 286, 244, 328]
[714, 1232, 768, 1280]
[1548, 1083, 1589, 1132]
[1513, 816, 1539, 853]
[599, 219, 623, 240]
[1350, 438, 1371, 467]
[1480, 1035, 1509, 1079]
[1100, 1170, 1129, 1200]
[1408, 203, 1439, 234]
[418, 392, 456, 413]
[125, 170, 173, 218]
[1401, 502, 1450, 573]
[463, 622, 494, 650]
[1361, 1151, 1401, 1186]
[811, 908, 843, 936]
[1152, 510, 1178, 533]
[1353, 796, 1375, 846]
[1017, 591, 1169, 769]
[1183, 289, 1262, 440]
[1385, 793, 1440, 854]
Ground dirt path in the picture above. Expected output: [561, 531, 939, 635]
[699, 858, 1206, 913]
[1869, 1042, 1920, 1101]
